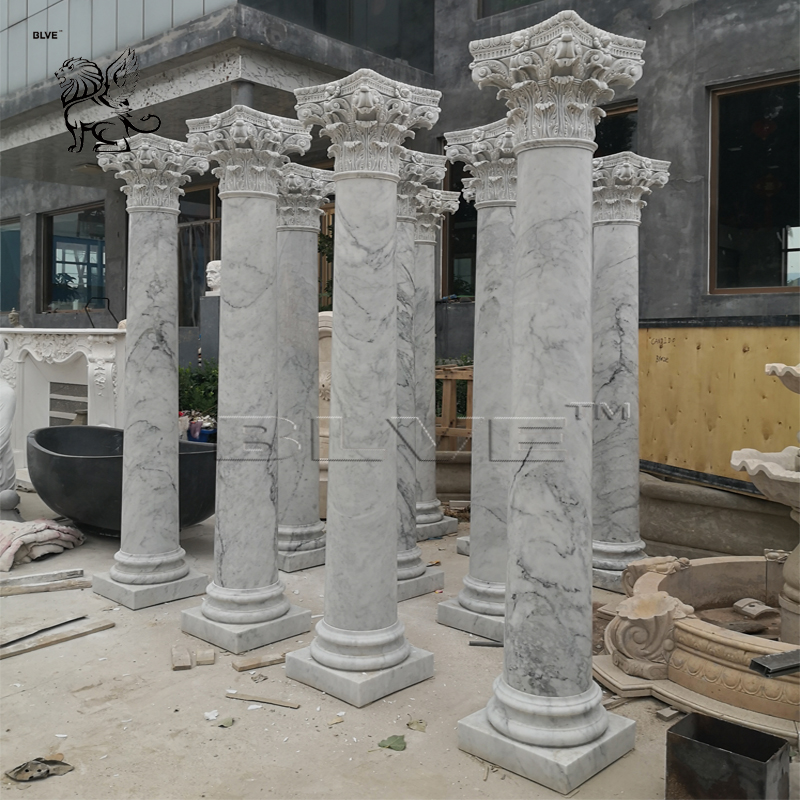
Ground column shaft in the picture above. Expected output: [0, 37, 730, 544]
[277, 223, 326, 568]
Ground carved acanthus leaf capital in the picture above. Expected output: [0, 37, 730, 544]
[593, 151, 670, 224]
[621, 555, 691, 596]
[187, 105, 311, 197]
[469, 10, 645, 146]
[98, 133, 209, 212]
[398, 149, 447, 219]
[277, 163, 334, 229]
[446, 119, 517, 207]
[294, 69, 441, 176]
[414, 188, 460, 243]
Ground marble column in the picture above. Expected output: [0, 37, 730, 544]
[591, 153, 670, 592]
[413, 188, 460, 541]
[181, 106, 313, 653]
[275, 163, 334, 572]
[437, 120, 516, 642]
[395, 149, 448, 601]
[93, 134, 210, 610]
[286, 69, 440, 707]
[458, 12, 644, 794]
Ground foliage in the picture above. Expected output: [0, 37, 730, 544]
[319, 278, 333, 312]
[178, 358, 219, 419]
[450, 276, 474, 297]
[318, 219, 334, 311]
[51, 272, 80, 304]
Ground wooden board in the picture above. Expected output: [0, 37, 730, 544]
[225, 692, 299, 709]
[0, 620, 114, 659]
[231, 653, 285, 672]
[0, 569, 84, 587]
[171, 646, 192, 671]
[0, 579, 92, 596]
[639, 327, 799, 482]
[0, 615, 87, 647]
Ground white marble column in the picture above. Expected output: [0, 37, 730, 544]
[437, 120, 516, 642]
[181, 107, 313, 653]
[275, 163, 334, 572]
[396, 150, 449, 600]
[458, 13, 644, 794]
[93, 134, 210, 609]
[285, 69, 441, 707]
[413, 190, 460, 542]
[592, 153, 670, 592]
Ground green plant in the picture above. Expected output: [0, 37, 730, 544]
[179, 358, 219, 418]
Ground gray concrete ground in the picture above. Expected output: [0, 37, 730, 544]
[1, 491, 794, 800]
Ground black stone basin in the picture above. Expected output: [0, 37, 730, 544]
[27, 426, 216, 535]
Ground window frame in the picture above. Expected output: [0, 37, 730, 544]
[0, 217, 22, 314]
[40, 202, 107, 313]
[709, 73, 800, 295]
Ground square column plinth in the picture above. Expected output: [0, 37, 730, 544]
[181, 605, 311, 654]
[93, 570, 208, 611]
[285, 646, 434, 708]
[416, 516, 459, 541]
[436, 597, 504, 642]
[397, 566, 445, 602]
[277, 548, 326, 573]
[458, 708, 636, 795]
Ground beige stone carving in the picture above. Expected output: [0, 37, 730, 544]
[604, 591, 694, 680]
[621, 555, 691, 596]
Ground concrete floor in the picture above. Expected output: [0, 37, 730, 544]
[0, 491, 793, 800]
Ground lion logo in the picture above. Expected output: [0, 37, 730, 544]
[55, 47, 161, 153]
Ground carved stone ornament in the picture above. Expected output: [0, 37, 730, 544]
[98, 133, 209, 213]
[445, 119, 517, 207]
[277, 163, 335, 230]
[294, 69, 441, 176]
[604, 591, 694, 680]
[398, 148, 448, 220]
[469, 10, 645, 147]
[414, 188, 460, 243]
[205, 261, 221, 296]
[592, 151, 670, 224]
[187, 105, 311, 198]
[621, 555, 691, 597]
[1, 331, 122, 398]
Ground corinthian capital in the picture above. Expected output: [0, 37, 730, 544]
[277, 164, 335, 230]
[294, 69, 441, 176]
[446, 119, 516, 207]
[186, 105, 311, 197]
[398, 148, 448, 220]
[414, 188, 460, 243]
[469, 10, 645, 147]
[98, 133, 209, 213]
[593, 152, 670, 224]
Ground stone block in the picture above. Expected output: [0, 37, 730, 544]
[415, 515, 459, 542]
[93, 569, 208, 610]
[458, 707, 636, 795]
[277, 547, 326, 573]
[181, 604, 311, 655]
[456, 535, 470, 556]
[285, 645, 434, 708]
[436, 597, 504, 642]
[397, 567, 444, 602]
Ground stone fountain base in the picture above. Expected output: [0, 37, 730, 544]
[593, 555, 799, 742]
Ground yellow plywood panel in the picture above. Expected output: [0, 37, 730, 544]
[639, 327, 799, 482]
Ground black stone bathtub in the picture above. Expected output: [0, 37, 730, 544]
[27, 426, 216, 534]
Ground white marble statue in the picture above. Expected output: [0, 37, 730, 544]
[205, 260, 221, 296]
[0, 338, 21, 520]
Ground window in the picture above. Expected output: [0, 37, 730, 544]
[178, 184, 221, 327]
[711, 77, 799, 292]
[244, 0, 434, 72]
[594, 104, 638, 158]
[444, 161, 478, 297]
[1, 219, 21, 313]
[479, 0, 536, 17]
[43, 206, 105, 312]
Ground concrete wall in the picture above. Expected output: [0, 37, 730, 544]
[432, 0, 800, 321]
[0, 175, 125, 328]
[435, 301, 475, 361]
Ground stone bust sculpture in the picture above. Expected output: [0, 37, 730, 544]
[206, 261, 221, 296]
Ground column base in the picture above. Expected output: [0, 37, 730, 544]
[457, 536, 470, 555]
[397, 567, 444, 602]
[277, 546, 326, 573]
[592, 567, 625, 593]
[436, 597, 504, 642]
[458, 707, 635, 795]
[181, 604, 311, 654]
[92, 568, 208, 610]
[416, 516, 459, 541]
[285, 645, 434, 708]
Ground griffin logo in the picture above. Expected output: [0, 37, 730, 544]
[55, 47, 161, 153]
